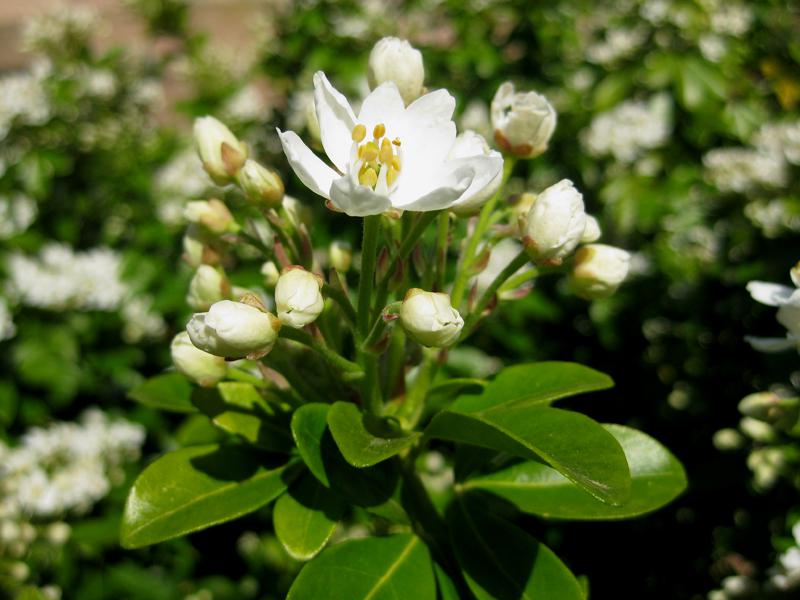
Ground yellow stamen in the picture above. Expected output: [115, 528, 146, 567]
[358, 145, 366, 159]
[373, 123, 386, 139]
[362, 141, 379, 162]
[391, 156, 401, 171]
[386, 166, 399, 187]
[379, 138, 393, 164]
[359, 167, 378, 187]
[351, 124, 366, 143]
[392, 138, 401, 146]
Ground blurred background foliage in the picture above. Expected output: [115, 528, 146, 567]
[0, 0, 799, 598]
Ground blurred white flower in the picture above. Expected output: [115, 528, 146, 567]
[746, 265, 800, 352]
[703, 147, 788, 193]
[278, 72, 502, 216]
[0, 193, 37, 239]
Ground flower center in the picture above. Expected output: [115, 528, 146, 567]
[351, 123, 402, 191]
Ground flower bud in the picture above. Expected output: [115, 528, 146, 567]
[171, 331, 228, 386]
[182, 227, 205, 268]
[275, 267, 325, 328]
[449, 131, 504, 216]
[329, 240, 352, 272]
[187, 299, 281, 359]
[712, 428, 744, 451]
[237, 160, 284, 208]
[581, 215, 602, 243]
[400, 289, 464, 348]
[491, 82, 556, 158]
[186, 265, 229, 311]
[523, 179, 586, 264]
[184, 199, 235, 234]
[512, 192, 537, 227]
[282, 195, 313, 230]
[571, 244, 631, 299]
[261, 261, 280, 286]
[193, 116, 248, 185]
[367, 37, 425, 105]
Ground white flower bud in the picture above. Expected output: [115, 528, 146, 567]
[449, 131, 504, 216]
[282, 195, 313, 229]
[581, 215, 602, 243]
[400, 289, 464, 348]
[186, 265, 229, 311]
[187, 299, 281, 359]
[523, 179, 586, 264]
[182, 228, 205, 268]
[275, 267, 324, 328]
[740, 416, 776, 442]
[193, 116, 248, 185]
[236, 160, 284, 208]
[572, 244, 631, 299]
[261, 261, 280, 286]
[491, 82, 556, 158]
[712, 428, 744, 450]
[367, 37, 425, 105]
[739, 392, 781, 421]
[329, 241, 352, 272]
[46, 522, 71, 546]
[184, 199, 235, 234]
[171, 332, 228, 386]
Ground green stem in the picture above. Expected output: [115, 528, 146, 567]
[397, 347, 438, 429]
[384, 326, 407, 399]
[279, 326, 363, 374]
[322, 282, 357, 325]
[460, 249, 530, 340]
[358, 215, 381, 337]
[361, 352, 382, 416]
[498, 267, 539, 294]
[372, 210, 440, 322]
[451, 158, 516, 308]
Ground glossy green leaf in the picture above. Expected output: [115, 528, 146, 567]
[291, 403, 332, 486]
[287, 533, 436, 600]
[121, 444, 298, 548]
[433, 562, 462, 600]
[451, 362, 613, 414]
[129, 372, 195, 413]
[464, 424, 687, 520]
[448, 497, 584, 600]
[192, 386, 292, 452]
[327, 401, 420, 467]
[274, 474, 347, 561]
[426, 406, 631, 505]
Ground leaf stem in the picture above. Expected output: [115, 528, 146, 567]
[322, 282, 357, 325]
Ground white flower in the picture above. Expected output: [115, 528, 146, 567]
[275, 267, 325, 328]
[236, 160, 284, 208]
[277, 72, 503, 217]
[186, 265, 229, 311]
[571, 244, 631, 299]
[171, 332, 227, 387]
[367, 37, 425, 105]
[746, 265, 800, 352]
[400, 289, 464, 347]
[522, 179, 587, 264]
[193, 116, 248, 185]
[703, 147, 788, 193]
[187, 299, 281, 359]
[449, 131, 504, 216]
[0, 296, 15, 341]
[490, 82, 556, 158]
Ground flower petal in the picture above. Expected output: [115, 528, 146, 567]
[745, 335, 798, 353]
[393, 162, 474, 212]
[357, 82, 406, 130]
[277, 129, 338, 199]
[329, 177, 392, 217]
[405, 88, 456, 123]
[313, 71, 357, 173]
[450, 153, 504, 213]
[746, 281, 795, 306]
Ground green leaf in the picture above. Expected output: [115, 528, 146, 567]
[121, 444, 299, 548]
[192, 386, 292, 452]
[448, 497, 584, 600]
[129, 373, 196, 413]
[464, 425, 687, 520]
[327, 401, 421, 467]
[291, 403, 332, 486]
[287, 534, 436, 600]
[433, 562, 462, 600]
[451, 362, 613, 414]
[426, 406, 630, 505]
[274, 474, 347, 561]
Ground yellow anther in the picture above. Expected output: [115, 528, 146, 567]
[359, 167, 378, 188]
[373, 123, 386, 139]
[358, 145, 365, 159]
[391, 156, 401, 171]
[392, 138, 401, 146]
[352, 124, 367, 143]
[386, 166, 399, 187]
[362, 141, 379, 162]
[379, 138, 393, 164]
